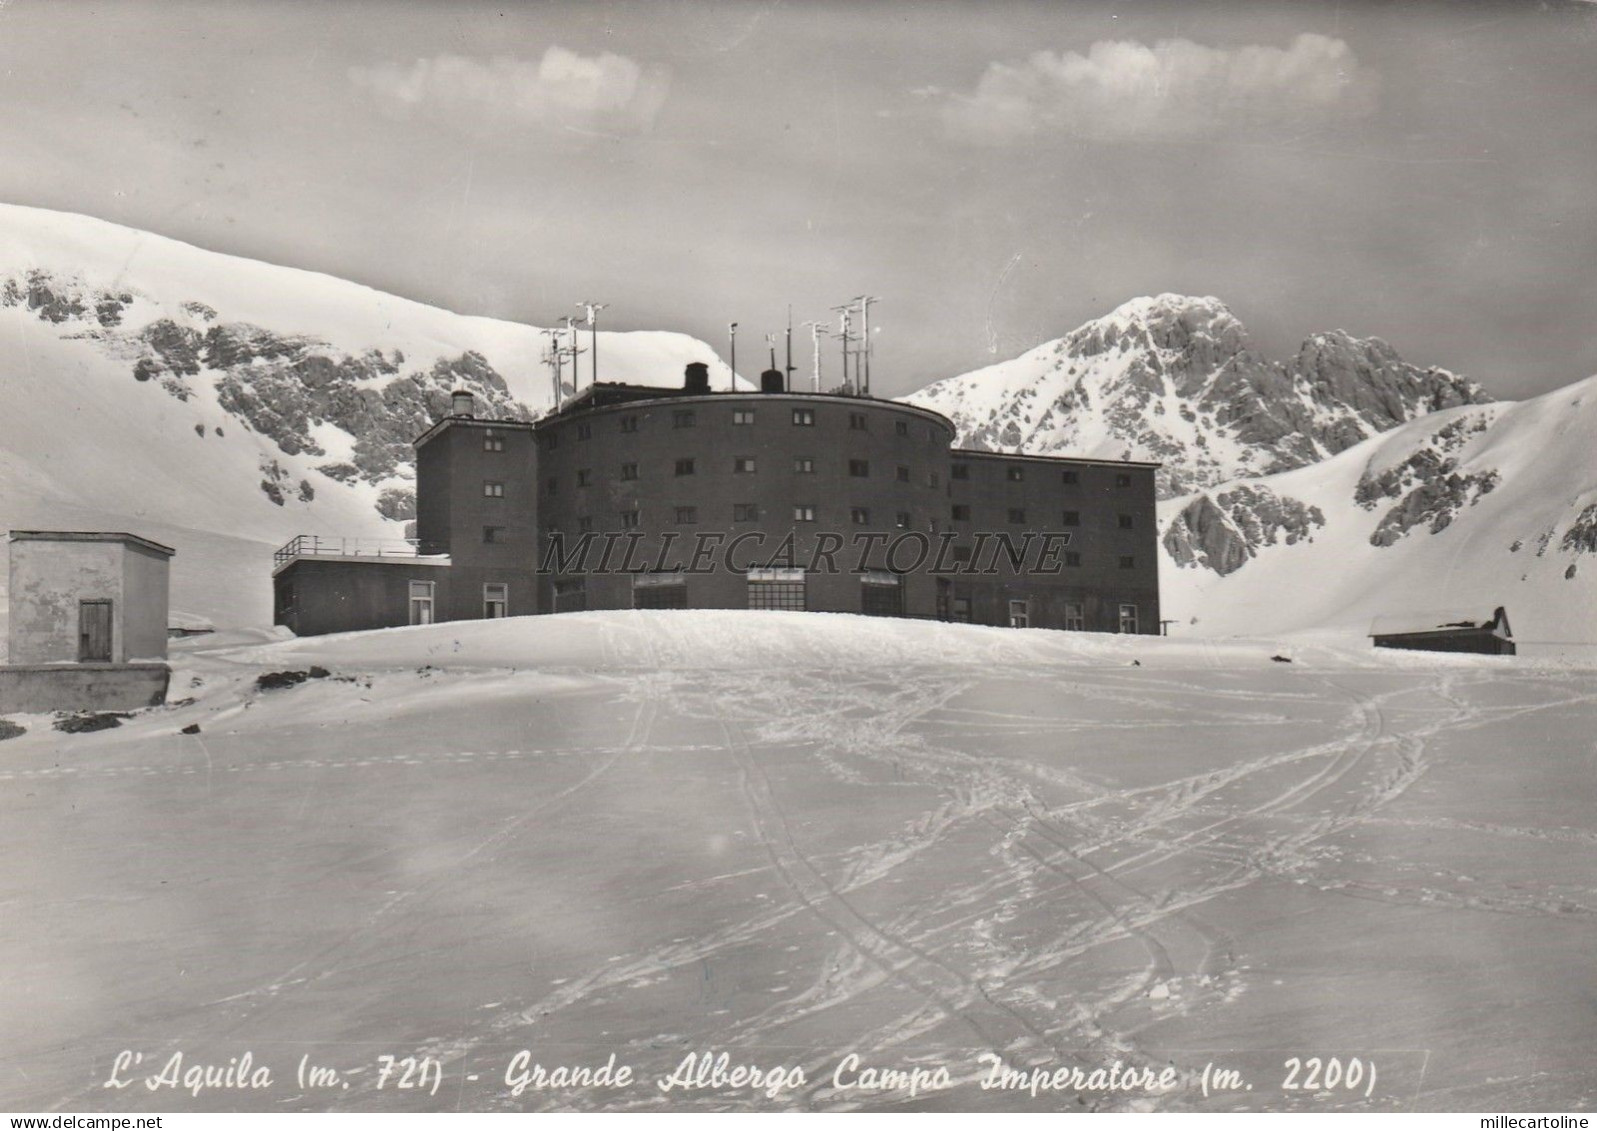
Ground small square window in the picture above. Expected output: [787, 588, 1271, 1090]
[794, 505, 816, 522]
[849, 412, 868, 431]
[851, 507, 870, 525]
[1007, 508, 1026, 524]
[734, 457, 757, 473]
[621, 510, 641, 529]
[675, 506, 698, 524]
[1007, 466, 1025, 482]
[792, 409, 815, 426]
[849, 459, 870, 477]
[619, 415, 638, 433]
[1062, 510, 1080, 526]
[895, 511, 911, 528]
[1119, 554, 1136, 569]
[674, 409, 696, 429]
[927, 472, 940, 488]
[483, 480, 504, 498]
[951, 504, 971, 521]
[578, 516, 593, 533]
[1118, 513, 1134, 529]
[1064, 602, 1085, 631]
[483, 525, 505, 543]
[896, 465, 910, 483]
[793, 457, 815, 474]
[675, 458, 695, 476]
[577, 468, 593, 487]
[1116, 473, 1133, 488]
[733, 409, 756, 425]
[1061, 470, 1079, 485]
[577, 423, 593, 441]
[1065, 551, 1082, 567]
[734, 503, 759, 522]
[483, 432, 505, 452]
[621, 463, 639, 481]
[895, 421, 908, 436]
[951, 463, 969, 480]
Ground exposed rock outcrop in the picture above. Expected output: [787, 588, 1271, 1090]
[1163, 484, 1326, 575]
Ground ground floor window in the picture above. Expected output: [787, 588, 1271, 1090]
[1008, 598, 1030, 629]
[860, 570, 903, 617]
[1119, 603, 1139, 634]
[1064, 601, 1085, 632]
[952, 596, 972, 623]
[748, 568, 806, 611]
[634, 574, 688, 610]
[408, 580, 435, 625]
[483, 583, 508, 618]
[552, 578, 587, 613]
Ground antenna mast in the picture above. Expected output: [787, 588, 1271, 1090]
[801, 320, 825, 392]
[831, 304, 854, 395]
[576, 301, 607, 387]
[785, 305, 795, 383]
[558, 315, 585, 393]
[542, 327, 564, 407]
[728, 322, 738, 390]
[854, 295, 879, 397]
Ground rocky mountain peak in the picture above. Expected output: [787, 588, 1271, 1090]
[1067, 293, 1249, 360]
[904, 296, 1496, 499]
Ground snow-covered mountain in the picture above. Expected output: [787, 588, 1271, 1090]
[0, 203, 731, 628]
[1159, 374, 1597, 648]
[904, 294, 1488, 498]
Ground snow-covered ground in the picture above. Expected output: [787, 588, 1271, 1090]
[2, 611, 1593, 1112]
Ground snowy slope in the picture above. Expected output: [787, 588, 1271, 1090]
[1159, 375, 1597, 651]
[2, 612, 1593, 1111]
[0, 203, 735, 630]
[904, 294, 1486, 498]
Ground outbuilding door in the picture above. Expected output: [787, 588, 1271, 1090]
[78, 599, 113, 662]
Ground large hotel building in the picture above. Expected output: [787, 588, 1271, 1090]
[272, 363, 1161, 635]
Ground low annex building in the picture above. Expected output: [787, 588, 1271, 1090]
[273, 368, 1162, 636]
[1369, 607, 1516, 656]
[1, 530, 174, 712]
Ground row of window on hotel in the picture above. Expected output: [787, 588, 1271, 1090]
[484, 487, 1137, 529]
[536, 506, 1133, 528]
[484, 520, 1136, 569]
[488, 426, 1136, 488]
[410, 577, 1140, 633]
[537, 408, 927, 444]
[482, 462, 1133, 495]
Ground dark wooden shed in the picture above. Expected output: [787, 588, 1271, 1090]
[1369, 606, 1515, 655]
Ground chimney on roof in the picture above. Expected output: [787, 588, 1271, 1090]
[450, 390, 475, 419]
[683, 362, 710, 395]
[760, 368, 785, 393]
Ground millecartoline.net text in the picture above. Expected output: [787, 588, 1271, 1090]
[539, 530, 1076, 576]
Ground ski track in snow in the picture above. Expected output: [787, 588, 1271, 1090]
[7, 617, 1594, 1113]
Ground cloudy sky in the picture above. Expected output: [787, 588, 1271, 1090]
[1, 0, 1594, 399]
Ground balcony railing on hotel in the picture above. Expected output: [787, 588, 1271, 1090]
[273, 534, 447, 567]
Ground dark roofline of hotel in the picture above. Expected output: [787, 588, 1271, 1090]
[413, 382, 1162, 469]
[951, 449, 1162, 470]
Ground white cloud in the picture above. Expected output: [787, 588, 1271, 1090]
[350, 47, 670, 136]
[944, 33, 1378, 144]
